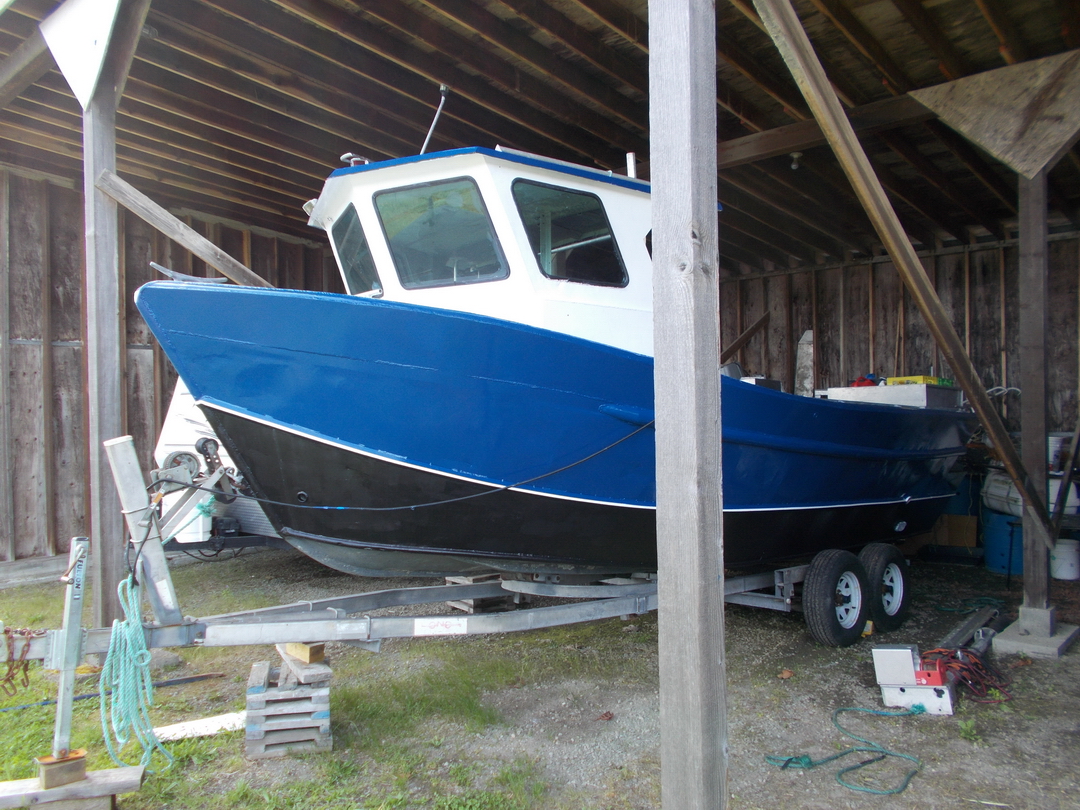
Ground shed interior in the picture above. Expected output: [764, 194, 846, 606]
[0, 0, 1078, 571]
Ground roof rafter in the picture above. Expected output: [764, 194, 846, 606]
[485, 0, 647, 95]
[404, 0, 646, 130]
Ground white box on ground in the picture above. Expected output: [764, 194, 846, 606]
[879, 683, 956, 715]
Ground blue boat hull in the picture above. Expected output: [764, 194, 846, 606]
[136, 282, 973, 575]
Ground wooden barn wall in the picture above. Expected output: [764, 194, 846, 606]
[0, 168, 331, 564]
[720, 235, 1080, 435]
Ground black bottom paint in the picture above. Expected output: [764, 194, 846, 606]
[209, 409, 951, 575]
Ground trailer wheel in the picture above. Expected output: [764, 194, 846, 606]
[859, 543, 910, 632]
[803, 549, 870, 647]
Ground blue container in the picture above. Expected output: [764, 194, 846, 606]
[982, 509, 1023, 575]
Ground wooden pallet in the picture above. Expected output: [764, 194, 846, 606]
[244, 654, 333, 759]
[444, 573, 527, 613]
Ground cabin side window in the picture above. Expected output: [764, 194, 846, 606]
[511, 180, 628, 288]
[330, 203, 382, 296]
[374, 178, 509, 289]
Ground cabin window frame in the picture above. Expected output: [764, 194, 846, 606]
[511, 179, 629, 288]
[373, 176, 510, 290]
[330, 202, 383, 296]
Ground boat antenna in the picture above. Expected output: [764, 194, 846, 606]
[420, 84, 451, 155]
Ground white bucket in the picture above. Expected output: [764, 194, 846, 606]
[1051, 539, 1080, 581]
[1048, 432, 1073, 472]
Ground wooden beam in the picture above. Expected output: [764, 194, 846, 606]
[147, 0, 615, 167]
[717, 205, 814, 266]
[564, 0, 647, 52]
[891, 0, 972, 81]
[972, 0, 1028, 64]
[95, 169, 272, 288]
[876, 130, 1005, 238]
[721, 311, 770, 363]
[723, 167, 862, 255]
[135, 28, 417, 159]
[84, 0, 150, 630]
[1019, 171, 1050, 609]
[718, 183, 830, 262]
[261, 0, 642, 158]
[715, 25, 808, 119]
[649, 0, 726, 807]
[1061, 0, 1080, 49]
[717, 94, 934, 169]
[924, 120, 1017, 214]
[487, 0, 647, 93]
[746, 159, 879, 249]
[558, 0, 774, 136]
[753, 0, 1057, 554]
[0, 25, 52, 110]
[411, 0, 647, 131]
[0, 106, 314, 216]
[807, 0, 913, 93]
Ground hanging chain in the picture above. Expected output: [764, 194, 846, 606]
[2, 627, 46, 696]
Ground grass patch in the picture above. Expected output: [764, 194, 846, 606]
[0, 552, 650, 808]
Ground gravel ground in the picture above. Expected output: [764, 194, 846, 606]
[162, 546, 1080, 809]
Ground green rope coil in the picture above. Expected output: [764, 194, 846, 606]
[99, 577, 174, 772]
[766, 705, 925, 796]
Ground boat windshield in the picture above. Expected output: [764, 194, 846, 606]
[331, 203, 382, 296]
[374, 177, 509, 289]
[511, 179, 627, 287]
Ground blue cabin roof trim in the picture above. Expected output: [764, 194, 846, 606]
[327, 147, 723, 210]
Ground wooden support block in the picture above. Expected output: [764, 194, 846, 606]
[245, 684, 329, 711]
[0, 766, 144, 809]
[244, 660, 333, 758]
[245, 712, 330, 740]
[444, 574, 520, 614]
[247, 696, 328, 719]
[283, 642, 324, 664]
[246, 662, 270, 696]
[35, 751, 86, 790]
[275, 645, 333, 685]
[278, 665, 299, 691]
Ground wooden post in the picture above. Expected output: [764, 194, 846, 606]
[82, 0, 150, 629]
[40, 184, 56, 558]
[1019, 171, 1051, 612]
[648, 1, 726, 807]
[0, 169, 12, 562]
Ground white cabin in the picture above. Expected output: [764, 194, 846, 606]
[306, 147, 655, 356]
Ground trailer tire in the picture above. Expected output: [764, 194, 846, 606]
[859, 542, 910, 632]
[803, 549, 870, 647]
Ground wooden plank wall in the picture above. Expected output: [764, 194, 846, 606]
[720, 234, 1080, 434]
[0, 168, 331, 564]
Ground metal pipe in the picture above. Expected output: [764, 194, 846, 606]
[420, 84, 451, 155]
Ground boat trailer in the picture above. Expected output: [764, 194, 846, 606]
[0, 434, 904, 794]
